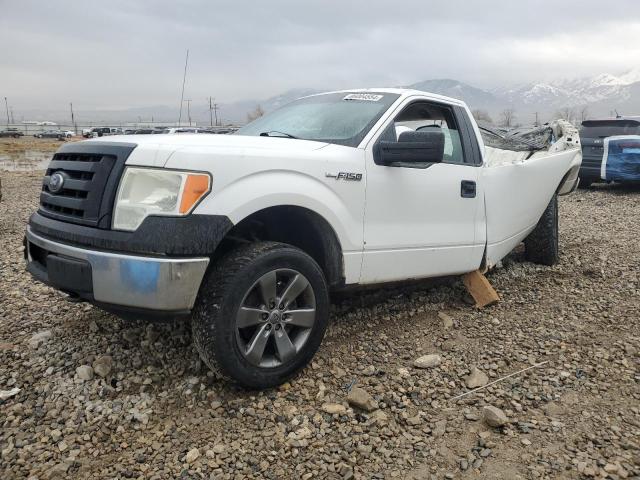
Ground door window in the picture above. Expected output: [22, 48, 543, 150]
[385, 102, 467, 164]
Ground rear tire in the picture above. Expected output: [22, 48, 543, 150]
[524, 194, 559, 266]
[192, 241, 329, 389]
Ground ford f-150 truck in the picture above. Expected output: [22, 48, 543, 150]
[25, 89, 582, 388]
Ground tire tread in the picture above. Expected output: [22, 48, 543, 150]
[192, 241, 328, 388]
[524, 194, 559, 266]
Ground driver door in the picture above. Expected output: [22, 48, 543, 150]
[360, 98, 484, 283]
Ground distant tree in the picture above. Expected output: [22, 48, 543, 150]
[555, 106, 577, 124]
[471, 109, 493, 124]
[499, 108, 516, 128]
[246, 105, 264, 122]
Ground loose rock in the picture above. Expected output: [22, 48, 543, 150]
[29, 330, 52, 348]
[482, 406, 508, 427]
[92, 355, 113, 378]
[185, 448, 200, 463]
[75, 365, 94, 381]
[347, 386, 378, 412]
[465, 366, 489, 388]
[413, 354, 442, 369]
[438, 311, 454, 329]
[322, 403, 347, 415]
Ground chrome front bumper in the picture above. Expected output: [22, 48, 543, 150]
[25, 226, 209, 312]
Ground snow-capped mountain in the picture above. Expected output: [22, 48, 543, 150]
[243, 72, 640, 122]
[406, 79, 501, 111]
[492, 69, 640, 114]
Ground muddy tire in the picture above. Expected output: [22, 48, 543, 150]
[524, 194, 559, 266]
[192, 241, 329, 389]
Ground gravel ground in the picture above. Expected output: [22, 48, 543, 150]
[1, 165, 639, 480]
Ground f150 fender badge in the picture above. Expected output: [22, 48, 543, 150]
[325, 172, 363, 181]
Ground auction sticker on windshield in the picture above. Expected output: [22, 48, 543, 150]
[343, 93, 383, 102]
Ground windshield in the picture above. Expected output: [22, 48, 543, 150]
[581, 120, 640, 138]
[235, 92, 400, 147]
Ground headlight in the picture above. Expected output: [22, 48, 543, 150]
[113, 167, 211, 231]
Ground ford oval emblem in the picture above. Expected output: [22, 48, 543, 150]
[49, 172, 65, 193]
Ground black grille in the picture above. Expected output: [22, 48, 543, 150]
[38, 142, 136, 228]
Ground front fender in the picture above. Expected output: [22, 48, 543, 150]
[194, 169, 363, 253]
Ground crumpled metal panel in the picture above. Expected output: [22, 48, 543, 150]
[602, 136, 640, 181]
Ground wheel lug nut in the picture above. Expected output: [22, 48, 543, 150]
[262, 313, 268, 320]
[265, 324, 272, 331]
[279, 303, 285, 310]
[275, 324, 281, 330]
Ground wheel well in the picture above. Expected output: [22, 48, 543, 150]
[216, 206, 344, 289]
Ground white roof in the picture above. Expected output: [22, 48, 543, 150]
[303, 87, 468, 107]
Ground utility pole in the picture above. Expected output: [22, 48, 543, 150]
[70, 102, 76, 134]
[533, 112, 539, 127]
[184, 99, 192, 126]
[4, 97, 9, 126]
[208, 97, 220, 127]
[178, 49, 189, 125]
[9, 107, 15, 124]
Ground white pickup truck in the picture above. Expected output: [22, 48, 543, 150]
[25, 89, 581, 388]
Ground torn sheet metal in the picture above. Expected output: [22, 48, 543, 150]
[480, 120, 579, 154]
[484, 120, 580, 167]
[601, 136, 640, 182]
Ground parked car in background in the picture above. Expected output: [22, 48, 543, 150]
[213, 128, 237, 134]
[62, 130, 75, 138]
[0, 128, 24, 138]
[601, 136, 640, 183]
[578, 117, 640, 187]
[34, 130, 68, 139]
[129, 128, 165, 134]
[90, 127, 123, 137]
[82, 128, 93, 138]
[162, 127, 216, 134]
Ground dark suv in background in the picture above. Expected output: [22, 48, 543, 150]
[579, 118, 640, 187]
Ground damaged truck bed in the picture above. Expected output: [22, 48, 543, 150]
[477, 120, 582, 267]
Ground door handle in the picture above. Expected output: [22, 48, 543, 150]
[461, 180, 476, 198]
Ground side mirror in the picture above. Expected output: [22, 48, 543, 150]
[378, 130, 445, 167]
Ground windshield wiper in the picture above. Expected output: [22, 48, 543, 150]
[259, 130, 298, 139]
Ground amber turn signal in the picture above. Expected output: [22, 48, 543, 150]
[179, 174, 211, 214]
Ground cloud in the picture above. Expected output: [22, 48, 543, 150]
[1, 0, 639, 111]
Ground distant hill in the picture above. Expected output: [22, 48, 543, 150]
[16, 70, 640, 125]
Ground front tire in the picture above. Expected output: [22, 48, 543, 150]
[192, 242, 329, 389]
[524, 194, 559, 266]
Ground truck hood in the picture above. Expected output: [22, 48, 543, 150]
[88, 134, 330, 167]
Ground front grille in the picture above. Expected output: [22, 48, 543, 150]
[40, 153, 117, 225]
[38, 142, 136, 228]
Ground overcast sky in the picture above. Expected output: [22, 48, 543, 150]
[1, 0, 639, 111]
